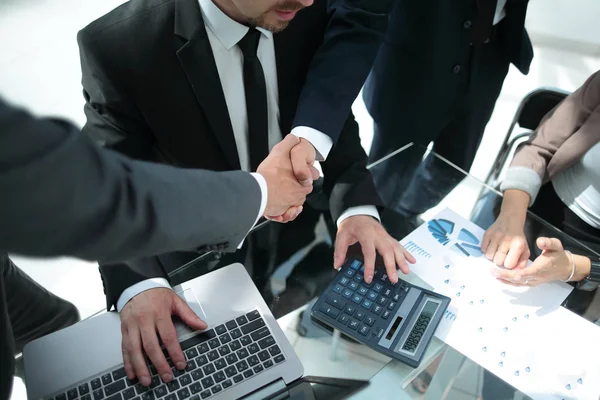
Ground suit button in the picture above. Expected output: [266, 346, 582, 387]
[463, 20, 472, 29]
[453, 65, 461, 74]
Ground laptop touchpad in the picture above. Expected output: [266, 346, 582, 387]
[174, 288, 207, 334]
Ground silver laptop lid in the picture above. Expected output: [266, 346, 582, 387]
[24, 263, 303, 400]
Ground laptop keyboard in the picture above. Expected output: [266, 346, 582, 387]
[48, 309, 286, 400]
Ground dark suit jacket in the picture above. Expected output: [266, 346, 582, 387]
[77, 0, 382, 309]
[0, 98, 264, 400]
[363, 0, 534, 143]
[292, 0, 392, 141]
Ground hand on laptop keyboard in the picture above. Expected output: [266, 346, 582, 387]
[333, 216, 416, 284]
[120, 288, 208, 387]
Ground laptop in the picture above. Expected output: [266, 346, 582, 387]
[23, 263, 368, 400]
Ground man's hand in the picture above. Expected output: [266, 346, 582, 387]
[333, 216, 416, 284]
[290, 137, 320, 187]
[257, 135, 315, 222]
[120, 288, 207, 386]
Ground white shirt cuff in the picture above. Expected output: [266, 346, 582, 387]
[116, 278, 172, 312]
[237, 173, 268, 249]
[291, 126, 333, 161]
[336, 205, 380, 227]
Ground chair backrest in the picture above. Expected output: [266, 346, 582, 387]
[484, 88, 570, 188]
[516, 88, 569, 131]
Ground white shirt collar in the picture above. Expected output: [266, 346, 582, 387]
[198, 0, 272, 50]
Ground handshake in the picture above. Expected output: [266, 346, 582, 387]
[256, 134, 321, 223]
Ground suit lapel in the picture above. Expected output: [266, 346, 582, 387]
[174, 0, 241, 169]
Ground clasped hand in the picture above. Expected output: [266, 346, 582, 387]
[256, 134, 319, 223]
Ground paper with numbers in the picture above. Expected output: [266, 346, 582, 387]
[401, 208, 600, 400]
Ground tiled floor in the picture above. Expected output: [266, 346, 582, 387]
[3, 1, 600, 399]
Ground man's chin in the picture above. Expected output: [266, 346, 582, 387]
[252, 14, 293, 33]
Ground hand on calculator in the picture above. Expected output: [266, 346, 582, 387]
[333, 215, 416, 284]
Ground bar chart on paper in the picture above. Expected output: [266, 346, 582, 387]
[400, 208, 600, 400]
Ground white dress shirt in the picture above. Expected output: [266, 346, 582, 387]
[117, 0, 379, 311]
[494, 0, 507, 25]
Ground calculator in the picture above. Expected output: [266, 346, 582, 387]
[310, 258, 451, 367]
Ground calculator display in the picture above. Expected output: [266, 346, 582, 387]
[401, 300, 439, 353]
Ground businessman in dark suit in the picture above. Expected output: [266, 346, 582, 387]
[0, 98, 312, 400]
[364, 0, 533, 227]
[78, 0, 413, 386]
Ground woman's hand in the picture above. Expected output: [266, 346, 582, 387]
[491, 237, 573, 286]
[481, 213, 529, 270]
[481, 189, 531, 269]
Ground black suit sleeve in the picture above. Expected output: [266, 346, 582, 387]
[0, 99, 261, 264]
[292, 0, 392, 142]
[78, 30, 156, 161]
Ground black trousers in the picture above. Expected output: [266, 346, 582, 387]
[481, 183, 600, 400]
[0, 253, 80, 399]
[368, 31, 510, 216]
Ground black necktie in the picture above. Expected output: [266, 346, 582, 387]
[472, 0, 498, 46]
[238, 28, 269, 172]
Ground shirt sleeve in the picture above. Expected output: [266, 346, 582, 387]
[291, 127, 333, 161]
[236, 173, 268, 249]
[336, 205, 380, 227]
[116, 278, 172, 312]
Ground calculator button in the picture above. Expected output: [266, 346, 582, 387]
[361, 300, 373, 310]
[372, 305, 383, 315]
[367, 291, 378, 301]
[339, 277, 350, 286]
[359, 325, 370, 336]
[350, 260, 362, 270]
[325, 294, 345, 310]
[373, 327, 383, 338]
[382, 310, 391, 320]
[384, 288, 393, 297]
[354, 274, 363, 283]
[344, 269, 355, 278]
[342, 289, 353, 299]
[337, 314, 350, 325]
[377, 297, 388, 306]
[373, 283, 384, 292]
[387, 301, 396, 310]
[352, 295, 363, 304]
[348, 319, 360, 330]
[333, 284, 343, 294]
[364, 316, 375, 326]
[319, 304, 339, 319]
[393, 293, 401, 302]
[344, 305, 356, 315]
[348, 281, 359, 290]
[354, 310, 365, 321]
[357, 287, 368, 296]
[380, 273, 389, 282]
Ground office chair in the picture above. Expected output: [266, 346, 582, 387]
[484, 87, 570, 189]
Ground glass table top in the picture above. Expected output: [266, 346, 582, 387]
[162, 142, 599, 397]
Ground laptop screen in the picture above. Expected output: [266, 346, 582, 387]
[261, 376, 369, 400]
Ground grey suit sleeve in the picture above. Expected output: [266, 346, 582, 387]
[0, 99, 261, 263]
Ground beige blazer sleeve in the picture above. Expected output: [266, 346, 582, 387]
[501, 70, 600, 205]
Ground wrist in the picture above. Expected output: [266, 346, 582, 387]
[573, 255, 592, 282]
[500, 190, 529, 220]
